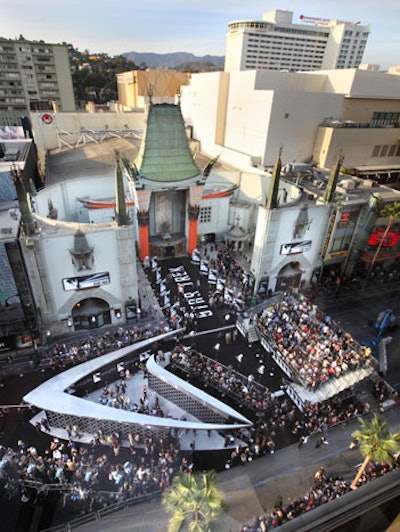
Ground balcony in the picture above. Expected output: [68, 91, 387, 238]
[321, 118, 400, 129]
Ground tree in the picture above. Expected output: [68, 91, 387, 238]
[350, 414, 400, 489]
[70, 47, 139, 104]
[162, 470, 225, 531]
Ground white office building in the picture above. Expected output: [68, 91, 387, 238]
[225, 9, 370, 72]
[180, 68, 400, 172]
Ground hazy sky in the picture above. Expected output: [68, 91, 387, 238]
[1, 1, 399, 69]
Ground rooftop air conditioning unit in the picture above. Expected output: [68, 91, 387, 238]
[340, 179, 356, 190]
[361, 179, 374, 188]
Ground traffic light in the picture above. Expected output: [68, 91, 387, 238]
[340, 211, 350, 223]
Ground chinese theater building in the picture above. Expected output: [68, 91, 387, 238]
[125, 102, 206, 260]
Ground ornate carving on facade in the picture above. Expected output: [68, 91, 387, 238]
[69, 230, 94, 271]
[188, 204, 200, 220]
[137, 210, 149, 226]
[10, 164, 36, 236]
[48, 199, 58, 220]
[293, 204, 312, 238]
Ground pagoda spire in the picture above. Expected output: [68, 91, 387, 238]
[114, 152, 130, 226]
[266, 149, 282, 210]
[324, 151, 344, 204]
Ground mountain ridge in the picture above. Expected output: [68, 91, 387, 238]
[123, 51, 225, 69]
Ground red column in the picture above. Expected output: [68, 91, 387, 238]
[187, 205, 199, 255]
[188, 218, 198, 255]
[138, 224, 149, 260]
[137, 211, 149, 261]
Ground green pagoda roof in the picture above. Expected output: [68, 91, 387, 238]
[134, 103, 202, 183]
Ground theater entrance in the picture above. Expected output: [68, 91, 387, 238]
[71, 297, 111, 330]
[275, 262, 303, 292]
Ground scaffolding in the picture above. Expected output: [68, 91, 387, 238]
[56, 125, 143, 150]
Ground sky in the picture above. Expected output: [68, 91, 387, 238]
[0, 0, 399, 69]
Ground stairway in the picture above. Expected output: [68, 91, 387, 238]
[247, 324, 260, 344]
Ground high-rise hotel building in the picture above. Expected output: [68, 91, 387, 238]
[0, 37, 75, 124]
[225, 9, 370, 72]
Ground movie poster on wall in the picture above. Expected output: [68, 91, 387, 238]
[280, 240, 312, 255]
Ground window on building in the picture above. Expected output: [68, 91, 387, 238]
[371, 111, 400, 128]
[372, 145, 381, 157]
[199, 206, 212, 224]
[331, 235, 352, 252]
[337, 210, 358, 227]
[380, 145, 389, 157]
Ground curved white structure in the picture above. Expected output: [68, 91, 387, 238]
[24, 331, 252, 443]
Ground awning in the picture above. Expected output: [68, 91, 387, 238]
[354, 165, 400, 175]
[223, 225, 249, 242]
[72, 298, 109, 316]
[359, 250, 400, 263]
[278, 263, 304, 278]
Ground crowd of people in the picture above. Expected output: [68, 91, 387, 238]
[146, 244, 256, 333]
[255, 293, 374, 391]
[240, 457, 400, 531]
[166, 341, 374, 461]
[0, 423, 188, 528]
[36, 324, 167, 374]
[0, 245, 398, 530]
[98, 376, 166, 419]
[169, 344, 278, 414]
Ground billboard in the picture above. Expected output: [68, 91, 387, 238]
[62, 272, 110, 291]
[280, 240, 311, 255]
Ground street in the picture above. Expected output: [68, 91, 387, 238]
[0, 273, 399, 531]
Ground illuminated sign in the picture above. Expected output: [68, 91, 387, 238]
[40, 113, 54, 125]
[62, 272, 110, 291]
[299, 14, 330, 24]
[280, 240, 312, 255]
[368, 227, 400, 247]
[125, 304, 137, 319]
[340, 212, 351, 223]
[326, 251, 348, 260]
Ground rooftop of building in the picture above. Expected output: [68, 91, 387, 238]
[0, 138, 32, 171]
[0, 200, 21, 242]
[42, 121, 400, 222]
[46, 137, 139, 186]
[134, 103, 202, 184]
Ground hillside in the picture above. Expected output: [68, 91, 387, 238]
[123, 51, 225, 70]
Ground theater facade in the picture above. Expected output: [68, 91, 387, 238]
[10, 100, 400, 338]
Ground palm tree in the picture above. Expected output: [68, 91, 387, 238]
[162, 470, 225, 532]
[350, 414, 400, 489]
[367, 202, 400, 277]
